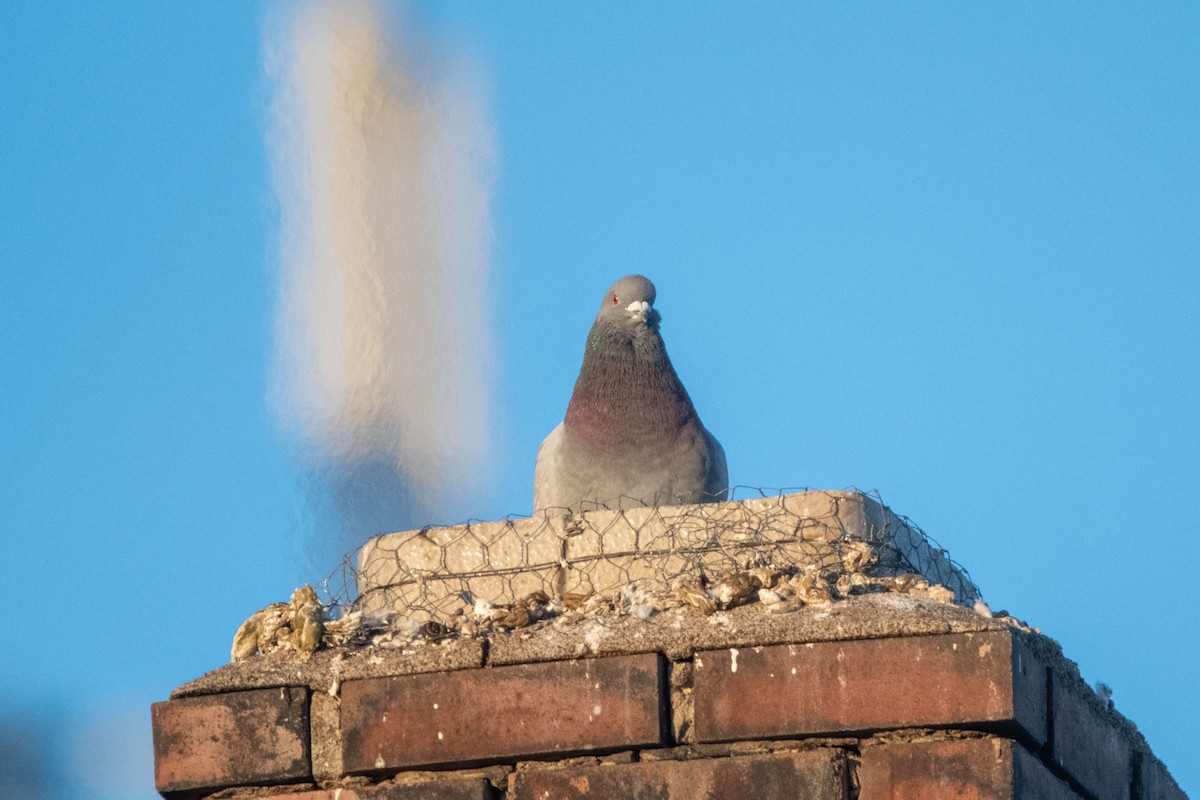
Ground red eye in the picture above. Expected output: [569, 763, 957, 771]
[612, 295, 619, 305]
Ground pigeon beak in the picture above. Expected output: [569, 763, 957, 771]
[626, 300, 652, 322]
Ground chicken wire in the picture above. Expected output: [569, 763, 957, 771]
[316, 488, 980, 624]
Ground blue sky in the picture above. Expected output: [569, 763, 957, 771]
[2, 3, 1197, 797]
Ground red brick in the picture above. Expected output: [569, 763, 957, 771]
[509, 749, 847, 800]
[693, 631, 1046, 744]
[1137, 753, 1188, 800]
[267, 778, 495, 799]
[341, 653, 665, 773]
[859, 737, 1081, 799]
[1051, 674, 1134, 800]
[151, 686, 310, 795]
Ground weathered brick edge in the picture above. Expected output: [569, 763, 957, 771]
[264, 779, 495, 800]
[152, 686, 311, 796]
[510, 749, 848, 799]
[858, 737, 1080, 800]
[151, 630, 1188, 799]
[341, 653, 667, 773]
[692, 630, 1047, 745]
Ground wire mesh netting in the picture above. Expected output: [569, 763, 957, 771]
[317, 488, 980, 625]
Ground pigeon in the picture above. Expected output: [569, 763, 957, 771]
[533, 275, 727, 513]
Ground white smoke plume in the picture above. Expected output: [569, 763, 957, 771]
[264, 0, 496, 564]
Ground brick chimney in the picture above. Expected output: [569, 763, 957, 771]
[150, 491, 1187, 799]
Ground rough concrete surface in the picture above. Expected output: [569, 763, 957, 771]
[177, 593, 1009, 698]
[172, 638, 485, 699]
[487, 592, 1008, 665]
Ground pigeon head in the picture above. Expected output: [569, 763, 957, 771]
[595, 274, 660, 331]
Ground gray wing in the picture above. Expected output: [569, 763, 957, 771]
[702, 426, 728, 502]
[532, 422, 565, 513]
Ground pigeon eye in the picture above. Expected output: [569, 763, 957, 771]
[611, 295, 619, 305]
